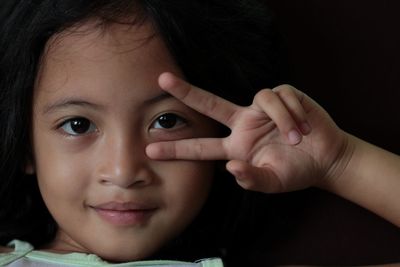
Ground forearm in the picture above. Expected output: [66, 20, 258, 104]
[324, 133, 400, 227]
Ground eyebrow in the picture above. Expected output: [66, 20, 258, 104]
[42, 92, 173, 115]
[42, 98, 104, 115]
[143, 92, 173, 105]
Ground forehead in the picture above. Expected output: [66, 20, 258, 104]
[34, 19, 180, 109]
[42, 20, 159, 67]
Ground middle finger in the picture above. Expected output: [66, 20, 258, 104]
[158, 72, 241, 128]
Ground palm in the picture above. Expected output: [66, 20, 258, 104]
[224, 102, 339, 192]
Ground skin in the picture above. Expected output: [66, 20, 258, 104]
[2, 12, 400, 267]
[147, 74, 343, 193]
[29, 21, 218, 262]
[29, 51, 400, 262]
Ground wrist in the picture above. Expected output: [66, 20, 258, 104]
[316, 133, 400, 226]
[316, 131, 357, 193]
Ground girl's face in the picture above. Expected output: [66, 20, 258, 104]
[31, 21, 217, 261]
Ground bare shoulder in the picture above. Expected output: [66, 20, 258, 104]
[0, 245, 12, 253]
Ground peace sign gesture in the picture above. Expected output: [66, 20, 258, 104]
[146, 73, 348, 193]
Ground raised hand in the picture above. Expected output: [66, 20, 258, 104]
[146, 73, 350, 193]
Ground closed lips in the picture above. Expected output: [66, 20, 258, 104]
[91, 202, 158, 225]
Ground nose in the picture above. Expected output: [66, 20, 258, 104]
[95, 133, 153, 188]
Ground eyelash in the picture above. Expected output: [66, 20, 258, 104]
[150, 113, 187, 131]
[57, 113, 187, 137]
[57, 117, 97, 137]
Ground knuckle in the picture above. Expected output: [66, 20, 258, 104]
[272, 84, 295, 92]
[255, 89, 275, 104]
[179, 85, 192, 101]
[194, 140, 205, 160]
[171, 143, 179, 158]
[205, 96, 219, 114]
[273, 84, 295, 97]
[278, 88, 295, 99]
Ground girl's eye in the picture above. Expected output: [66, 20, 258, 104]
[152, 113, 186, 130]
[59, 117, 97, 136]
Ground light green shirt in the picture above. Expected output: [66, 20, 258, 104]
[0, 240, 223, 267]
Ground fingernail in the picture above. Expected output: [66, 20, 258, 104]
[300, 122, 311, 134]
[288, 130, 302, 145]
[229, 168, 245, 181]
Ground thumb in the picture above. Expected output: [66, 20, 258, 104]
[226, 160, 283, 193]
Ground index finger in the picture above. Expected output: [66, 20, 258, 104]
[158, 72, 240, 128]
[146, 137, 227, 161]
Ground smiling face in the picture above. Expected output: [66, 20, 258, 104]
[31, 21, 217, 261]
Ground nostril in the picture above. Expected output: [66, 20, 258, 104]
[100, 179, 113, 186]
[131, 177, 151, 187]
[99, 175, 152, 188]
[96, 161, 154, 188]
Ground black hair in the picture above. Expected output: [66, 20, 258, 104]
[0, 0, 279, 263]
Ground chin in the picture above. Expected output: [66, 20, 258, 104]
[95, 244, 160, 263]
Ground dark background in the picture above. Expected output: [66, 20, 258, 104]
[253, 0, 400, 265]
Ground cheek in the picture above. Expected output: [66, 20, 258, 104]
[156, 161, 215, 211]
[33, 141, 91, 204]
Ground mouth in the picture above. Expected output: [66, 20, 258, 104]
[91, 202, 158, 226]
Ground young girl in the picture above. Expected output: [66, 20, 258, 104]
[0, 1, 280, 265]
[1, 1, 400, 267]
